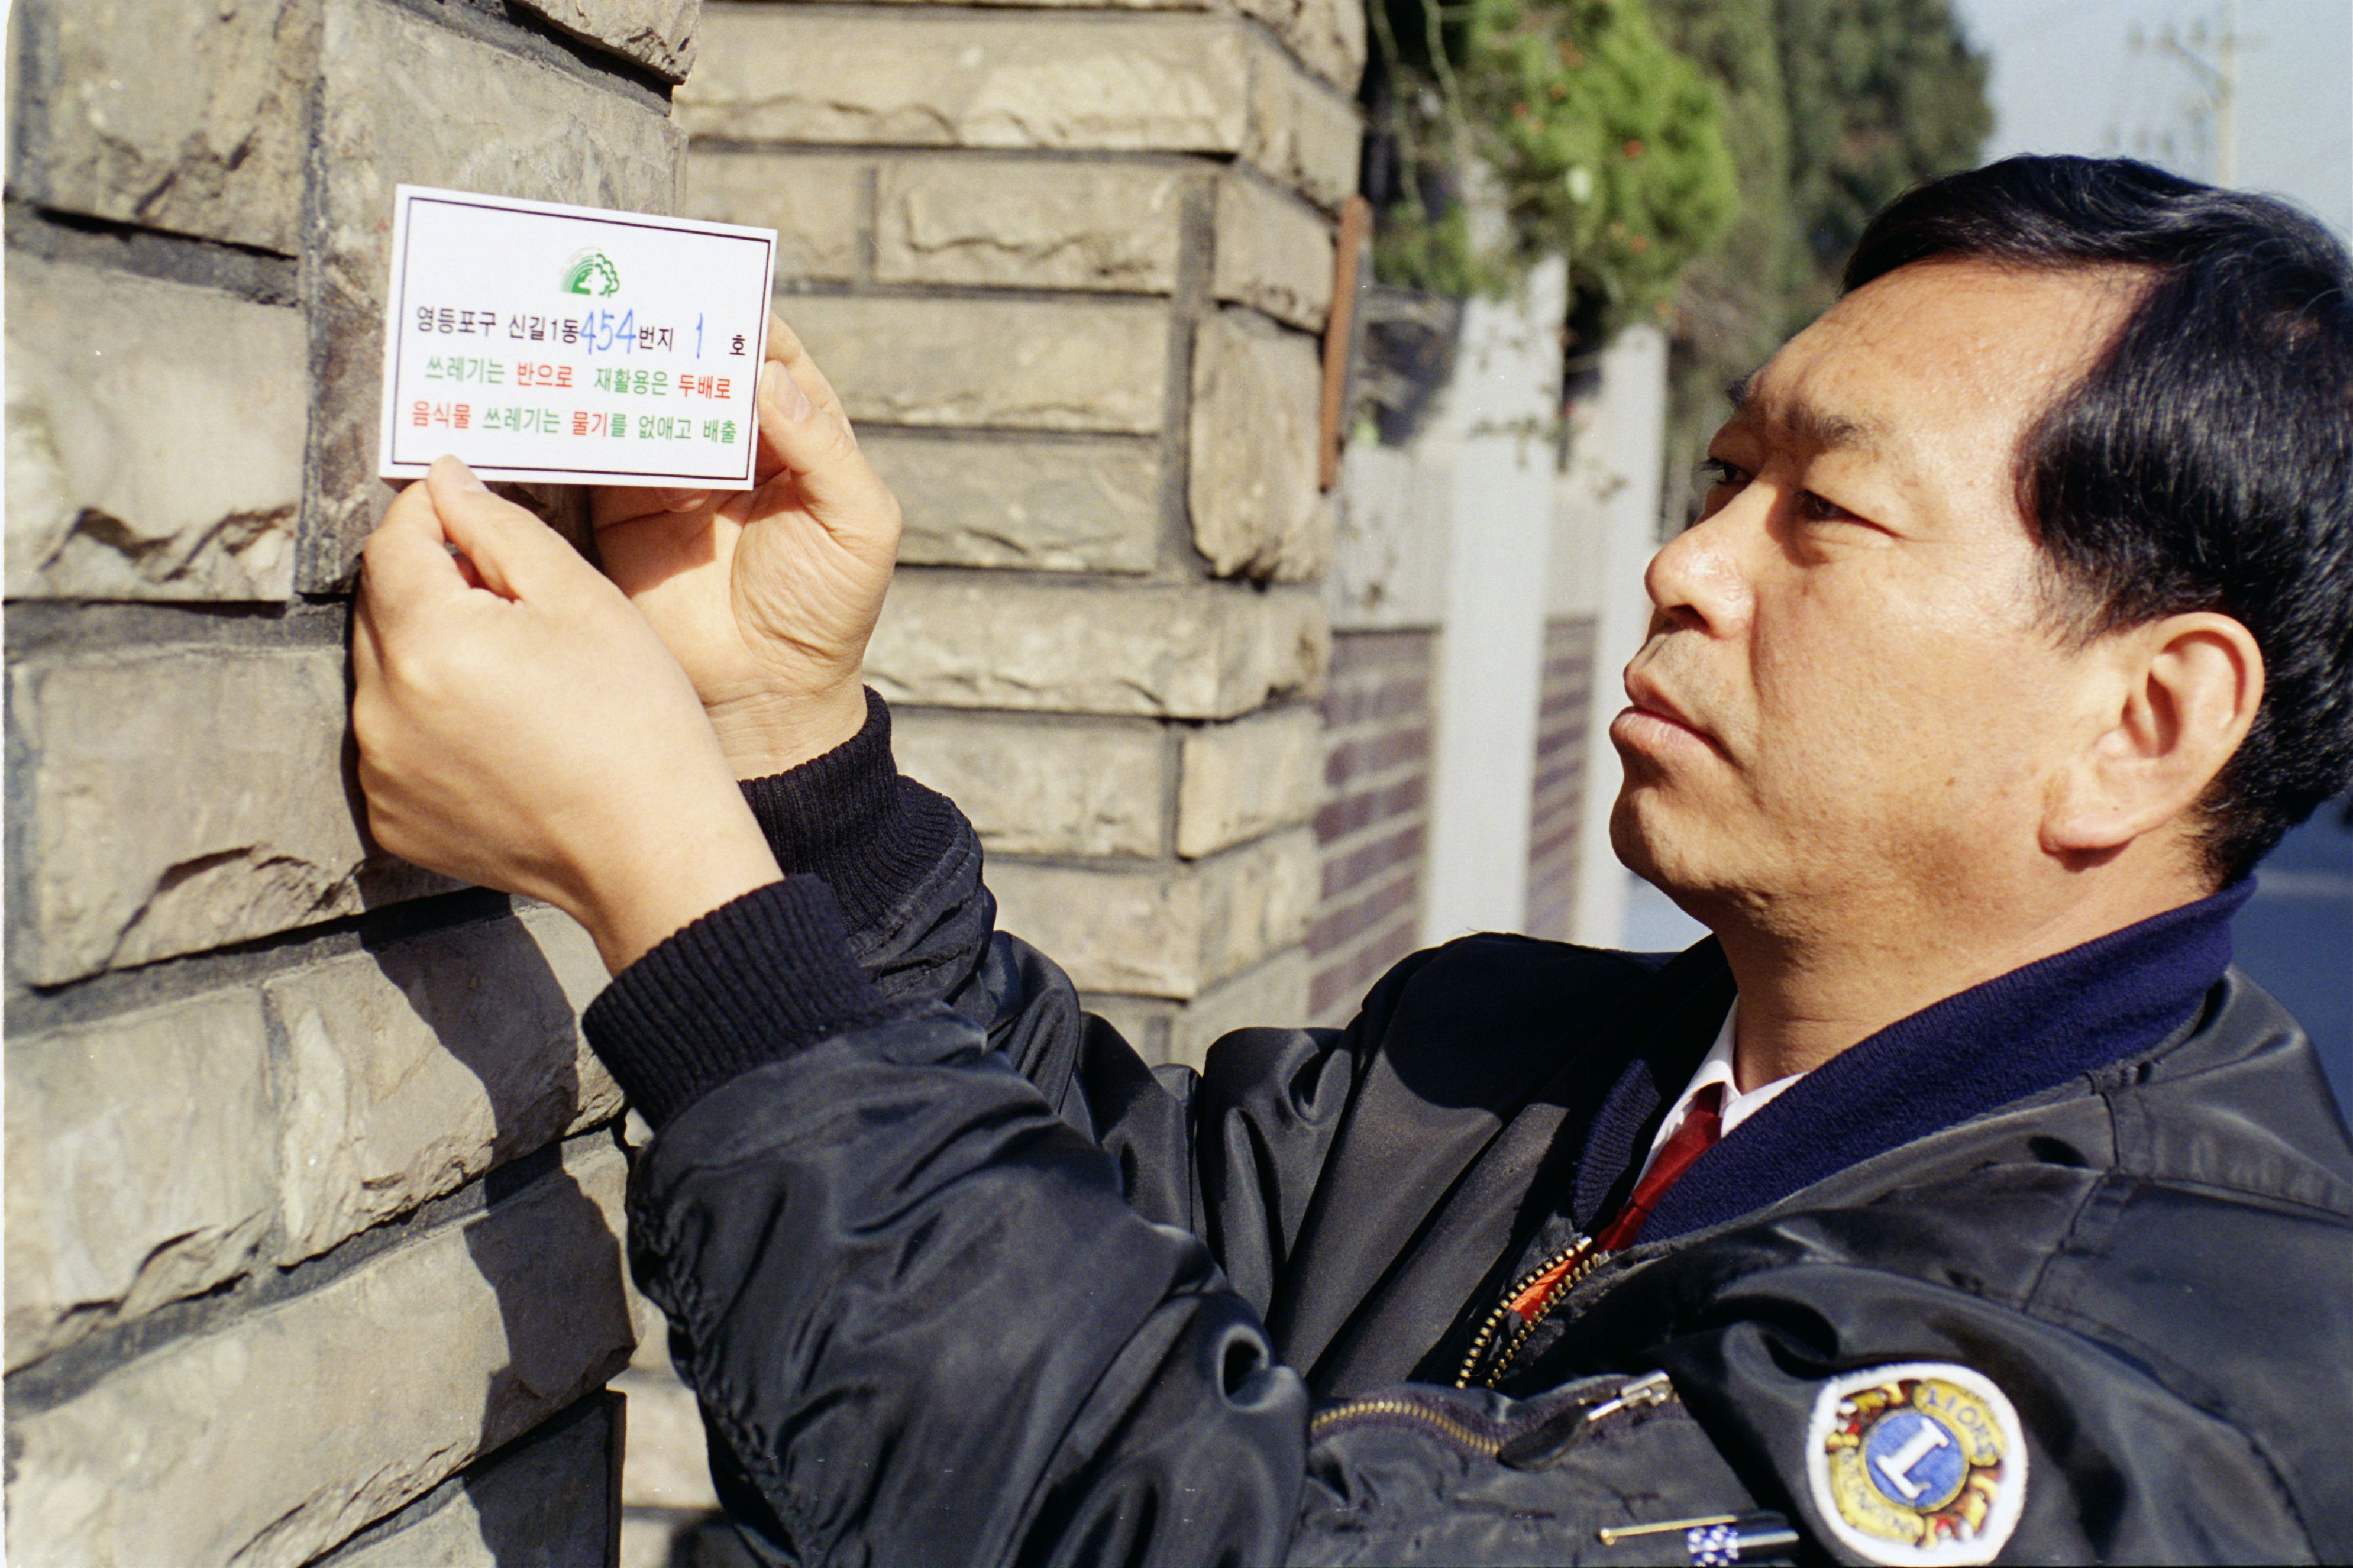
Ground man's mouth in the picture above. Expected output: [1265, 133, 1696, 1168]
[1613, 670, 1724, 758]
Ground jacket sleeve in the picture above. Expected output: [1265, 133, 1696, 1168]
[725, 691, 1377, 1278]
[596, 881, 1769, 1568]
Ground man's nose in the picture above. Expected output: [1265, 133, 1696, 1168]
[1643, 501, 1756, 636]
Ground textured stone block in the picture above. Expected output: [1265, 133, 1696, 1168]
[266, 905, 623, 1265]
[895, 710, 1166, 858]
[1176, 704, 1324, 858]
[793, 0, 1362, 93]
[1239, 38, 1361, 209]
[1190, 309, 1327, 578]
[988, 827, 1315, 996]
[678, 9, 1357, 206]
[870, 432, 1161, 574]
[322, 1395, 622, 1567]
[8, 646, 436, 986]
[1167, 946, 1310, 1068]
[514, 0, 700, 79]
[306, 0, 684, 589]
[868, 574, 1327, 720]
[12, 0, 316, 253]
[875, 159, 1187, 293]
[1234, 0, 1367, 94]
[5, 993, 276, 1370]
[781, 294, 1169, 434]
[5, 1139, 633, 1568]
[6, 255, 303, 602]
[684, 149, 864, 283]
[1213, 173, 1334, 331]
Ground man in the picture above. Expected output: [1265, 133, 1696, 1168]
[354, 156, 2353, 1563]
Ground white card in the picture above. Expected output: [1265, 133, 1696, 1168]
[377, 185, 777, 488]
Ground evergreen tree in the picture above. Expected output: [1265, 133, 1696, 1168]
[1650, 0, 1990, 524]
[1365, 0, 1739, 338]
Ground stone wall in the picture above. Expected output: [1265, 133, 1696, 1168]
[4, 2, 699, 1561]
[1326, 270, 1669, 958]
[670, 0, 1360, 1062]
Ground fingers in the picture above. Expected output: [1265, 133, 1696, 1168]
[424, 457, 581, 600]
[591, 484, 715, 534]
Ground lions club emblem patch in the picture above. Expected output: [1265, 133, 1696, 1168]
[1804, 1363, 2026, 1566]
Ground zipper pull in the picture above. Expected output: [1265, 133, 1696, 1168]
[1582, 1368, 1675, 1423]
[1495, 1368, 1682, 1470]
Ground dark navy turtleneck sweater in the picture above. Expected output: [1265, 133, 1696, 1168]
[1626, 879, 2252, 1243]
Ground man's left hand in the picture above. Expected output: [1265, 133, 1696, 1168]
[592, 315, 901, 780]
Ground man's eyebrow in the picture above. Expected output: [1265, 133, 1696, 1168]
[1722, 372, 1887, 457]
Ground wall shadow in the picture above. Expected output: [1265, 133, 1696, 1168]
[361, 904, 632, 1566]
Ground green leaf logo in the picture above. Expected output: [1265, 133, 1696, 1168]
[560, 249, 622, 296]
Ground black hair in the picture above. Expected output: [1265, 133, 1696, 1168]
[1845, 155, 2353, 883]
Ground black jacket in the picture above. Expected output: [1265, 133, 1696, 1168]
[591, 713, 2353, 1566]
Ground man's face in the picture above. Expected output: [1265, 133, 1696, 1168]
[1610, 258, 2142, 936]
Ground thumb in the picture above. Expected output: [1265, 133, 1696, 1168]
[359, 474, 474, 635]
[425, 456, 581, 602]
[751, 359, 900, 556]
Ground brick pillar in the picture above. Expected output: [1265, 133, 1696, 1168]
[672, 0, 1361, 1067]
[5, 2, 699, 1561]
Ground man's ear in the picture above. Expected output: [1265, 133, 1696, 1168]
[2041, 612, 2264, 857]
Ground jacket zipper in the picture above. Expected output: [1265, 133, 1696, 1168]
[1453, 1236, 1606, 1390]
[1307, 1395, 1505, 1458]
[1308, 1370, 1683, 1464]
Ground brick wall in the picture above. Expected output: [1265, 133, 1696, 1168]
[1307, 629, 1434, 1023]
[614, 0, 1365, 1556]
[1525, 615, 1598, 942]
[4, 2, 699, 1561]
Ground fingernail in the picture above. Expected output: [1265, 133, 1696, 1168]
[657, 487, 709, 511]
[762, 361, 812, 423]
[445, 458, 489, 493]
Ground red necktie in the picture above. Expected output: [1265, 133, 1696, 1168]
[1499, 1081, 1730, 1325]
[1593, 1080, 1727, 1252]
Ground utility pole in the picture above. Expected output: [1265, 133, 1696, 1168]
[2132, 1, 2246, 185]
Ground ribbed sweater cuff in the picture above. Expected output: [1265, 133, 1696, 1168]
[738, 688, 962, 935]
[583, 876, 891, 1130]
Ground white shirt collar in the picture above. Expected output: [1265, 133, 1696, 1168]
[1632, 1000, 1806, 1184]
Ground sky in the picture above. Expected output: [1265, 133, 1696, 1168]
[1953, 0, 2353, 240]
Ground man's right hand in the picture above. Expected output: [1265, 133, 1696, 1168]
[592, 315, 901, 779]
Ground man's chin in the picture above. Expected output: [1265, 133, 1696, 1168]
[1608, 787, 1731, 924]
[1608, 787, 1676, 886]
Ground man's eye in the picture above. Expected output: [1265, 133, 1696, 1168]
[1795, 491, 1858, 524]
[1698, 458, 1748, 492]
